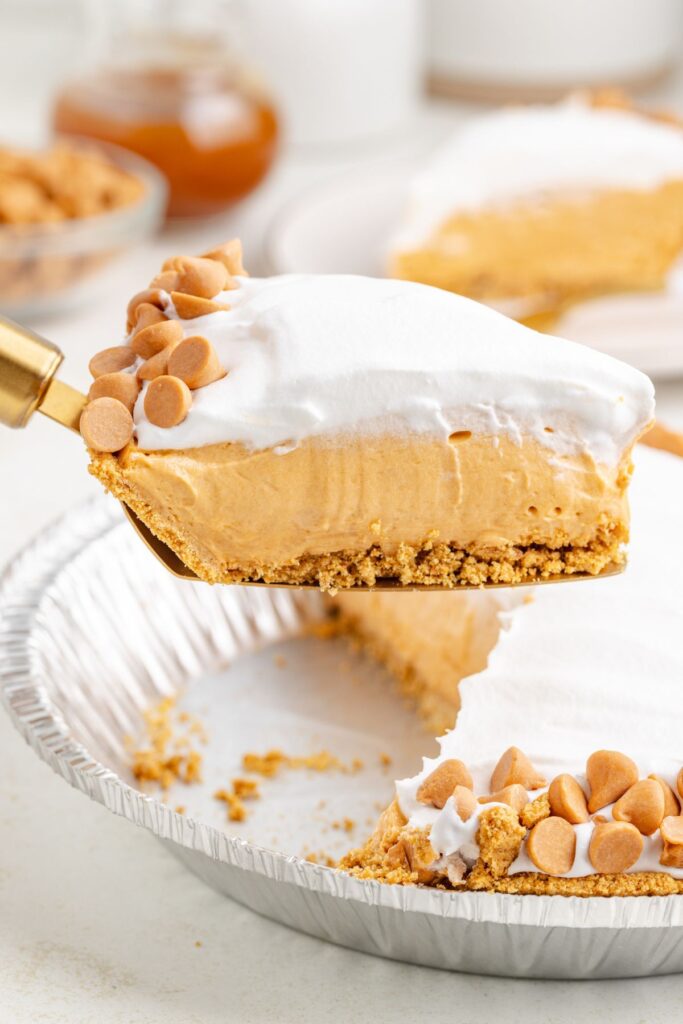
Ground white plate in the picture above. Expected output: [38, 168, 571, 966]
[265, 165, 683, 379]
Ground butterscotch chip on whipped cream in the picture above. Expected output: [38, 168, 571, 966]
[660, 816, 683, 868]
[137, 340, 182, 382]
[126, 288, 166, 331]
[203, 239, 247, 277]
[171, 292, 231, 319]
[613, 778, 665, 836]
[589, 821, 644, 873]
[479, 784, 529, 814]
[144, 375, 192, 428]
[548, 773, 589, 824]
[172, 256, 229, 299]
[131, 318, 184, 360]
[416, 758, 473, 808]
[526, 816, 576, 875]
[149, 270, 181, 292]
[132, 302, 167, 335]
[89, 345, 136, 379]
[648, 774, 680, 818]
[88, 372, 140, 414]
[491, 747, 546, 792]
[80, 396, 134, 453]
[452, 785, 478, 821]
[586, 750, 639, 812]
[168, 336, 226, 390]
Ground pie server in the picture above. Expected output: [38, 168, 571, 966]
[0, 314, 624, 589]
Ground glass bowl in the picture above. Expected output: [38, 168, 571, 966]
[0, 139, 167, 321]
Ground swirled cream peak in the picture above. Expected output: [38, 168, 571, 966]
[132, 273, 653, 462]
[395, 97, 683, 247]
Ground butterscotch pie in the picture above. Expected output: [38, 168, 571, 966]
[391, 93, 683, 340]
[81, 239, 653, 591]
[338, 443, 683, 895]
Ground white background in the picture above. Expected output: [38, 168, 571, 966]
[2, 5, 683, 1021]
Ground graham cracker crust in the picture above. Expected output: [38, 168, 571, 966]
[89, 451, 624, 592]
[340, 803, 683, 897]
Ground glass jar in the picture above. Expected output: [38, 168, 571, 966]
[53, 0, 279, 217]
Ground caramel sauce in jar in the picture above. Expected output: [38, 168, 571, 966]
[54, 64, 278, 217]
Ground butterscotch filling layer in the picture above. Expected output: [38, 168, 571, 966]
[392, 182, 683, 306]
[90, 432, 631, 589]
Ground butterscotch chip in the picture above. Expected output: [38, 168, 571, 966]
[677, 767, 683, 802]
[89, 345, 136, 379]
[548, 774, 589, 824]
[88, 372, 140, 413]
[491, 747, 546, 792]
[202, 239, 247, 277]
[132, 302, 167, 334]
[452, 785, 478, 822]
[126, 288, 166, 330]
[589, 821, 643, 873]
[80, 396, 134, 452]
[660, 814, 683, 846]
[586, 750, 639, 813]
[137, 339, 182, 381]
[131, 319, 184, 360]
[479, 784, 529, 814]
[660, 816, 683, 868]
[173, 257, 229, 299]
[648, 775, 680, 818]
[167, 335, 226, 390]
[613, 779, 665, 836]
[171, 291, 231, 319]
[526, 816, 576, 876]
[416, 758, 473, 809]
[144, 375, 192, 428]
[149, 269, 181, 292]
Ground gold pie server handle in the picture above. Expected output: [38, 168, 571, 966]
[0, 315, 86, 432]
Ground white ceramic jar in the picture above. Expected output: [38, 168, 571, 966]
[428, 0, 683, 100]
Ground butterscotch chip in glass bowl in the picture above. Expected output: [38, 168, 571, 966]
[612, 778, 665, 836]
[80, 396, 134, 453]
[88, 371, 140, 413]
[548, 773, 589, 824]
[89, 345, 136, 378]
[478, 784, 529, 814]
[167, 335, 226, 389]
[490, 746, 546, 792]
[526, 816, 576, 875]
[586, 750, 639, 813]
[416, 758, 473, 808]
[588, 821, 643, 873]
[144, 374, 192, 428]
[170, 292, 231, 319]
[131, 318, 184, 360]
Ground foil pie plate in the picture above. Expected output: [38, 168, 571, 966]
[1, 496, 683, 980]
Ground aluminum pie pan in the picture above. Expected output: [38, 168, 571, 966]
[1, 496, 683, 980]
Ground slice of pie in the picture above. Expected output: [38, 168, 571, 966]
[81, 240, 653, 591]
[338, 442, 683, 895]
[391, 93, 683, 335]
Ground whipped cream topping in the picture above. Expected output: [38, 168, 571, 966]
[396, 445, 683, 877]
[394, 97, 683, 248]
[130, 273, 653, 465]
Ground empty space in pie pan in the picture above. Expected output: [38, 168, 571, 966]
[2, 497, 683, 981]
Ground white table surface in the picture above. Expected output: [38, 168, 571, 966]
[3, 33, 683, 1020]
